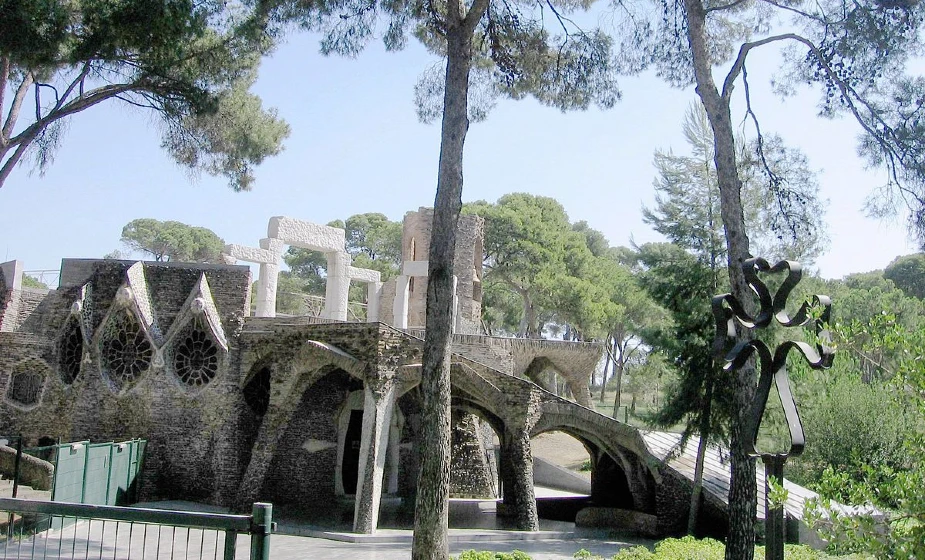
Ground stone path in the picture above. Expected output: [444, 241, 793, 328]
[1, 521, 649, 560]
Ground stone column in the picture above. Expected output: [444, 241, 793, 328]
[387, 408, 403, 494]
[323, 251, 351, 321]
[498, 428, 539, 531]
[255, 262, 280, 318]
[451, 275, 459, 334]
[568, 378, 594, 409]
[353, 377, 398, 534]
[367, 281, 382, 323]
[392, 275, 410, 329]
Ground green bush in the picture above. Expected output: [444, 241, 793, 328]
[456, 539, 872, 560]
[453, 550, 532, 560]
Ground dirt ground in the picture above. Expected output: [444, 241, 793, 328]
[531, 431, 592, 474]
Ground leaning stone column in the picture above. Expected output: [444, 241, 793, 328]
[353, 376, 398, 533]
[323, 251, 351, 321]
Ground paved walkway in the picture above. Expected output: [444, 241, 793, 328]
[1, 522, 649, 560]
[0, 493, 653, 559]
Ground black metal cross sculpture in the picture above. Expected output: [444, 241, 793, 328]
[711, 258, 835, 560]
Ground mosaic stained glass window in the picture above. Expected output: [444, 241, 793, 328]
[173, 323, 219, 387]
[7, 361, 46, 407]
[100, 310, 152, 391]
[59, 317, 83, 384]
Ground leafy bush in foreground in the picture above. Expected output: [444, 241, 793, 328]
[454, 537, 872, 560]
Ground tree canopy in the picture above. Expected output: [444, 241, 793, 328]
[120, 218, 225, 263]
[619, 0, 925, 552]
[884, 253, 925, 300]
[644, 104, 827, 269]
[0, 0, 290, 190]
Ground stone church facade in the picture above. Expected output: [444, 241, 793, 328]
[0, 210, 698, 536]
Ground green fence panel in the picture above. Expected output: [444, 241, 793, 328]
[81, 443, 111, 505]
[51, 440, 146, 507]
[50, 441, 88, 504]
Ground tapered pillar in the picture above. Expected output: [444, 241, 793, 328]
[353, 378, 398, 533]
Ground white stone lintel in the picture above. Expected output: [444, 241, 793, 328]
[268, 216, 345, 253]
[225, 244, 278, 265]
[348, 267, 381, 283]
[259, 237, 286, 254]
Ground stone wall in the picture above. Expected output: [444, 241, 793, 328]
[449, 411, 497, 498]
[0, 259, 254, 505]
[0, 444, 54, 490]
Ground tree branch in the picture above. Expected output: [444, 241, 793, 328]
[8, 81, 154, 149]
[0, 56, 8, 130]
[56, 62, 94, 114]
[36, 82, 61, 110]
[462, 0, 490, 33]
[722, 33, 797, 101]
[0, 130, 38, 186]
[2, 72, 34, 146]
[756, 0, 837, 24]
[704, 0, 750, 14]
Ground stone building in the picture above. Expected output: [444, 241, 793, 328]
[0, 212, 714, 537]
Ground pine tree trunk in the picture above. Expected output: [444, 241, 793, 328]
[688, 378, 714, 534]
[682, 0, 757, 557]
[411, 19, 474, 560]
[612, 339, 624, 418]
[599, 336, 612, 403]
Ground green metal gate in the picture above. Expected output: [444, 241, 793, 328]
[0, 497, 272, 560]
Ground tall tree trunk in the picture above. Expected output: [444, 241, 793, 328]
[682, 0, 757, 557]
[611, 338, 625, 418]
[687, 377, 714, 534]
[411, 19, 474, 560]
[599, 335, 612, 403]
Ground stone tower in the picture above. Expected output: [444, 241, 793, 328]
[400, 207, 483, 334]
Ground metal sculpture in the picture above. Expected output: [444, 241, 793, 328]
[712, 258, 834, 560]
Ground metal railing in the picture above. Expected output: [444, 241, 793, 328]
[0, 498, 272, 560]
[278, 292, 368, 322]
[21, 271, 59, 290]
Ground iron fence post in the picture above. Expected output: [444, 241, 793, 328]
[11, 434, 22, 499]
[249, 502, 272, 560]
[223, 529, 239, 560]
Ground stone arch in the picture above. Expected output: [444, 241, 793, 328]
[532, 409, 658, 514]
[235, 340, 366, 508]
[522, 357, 592, 408]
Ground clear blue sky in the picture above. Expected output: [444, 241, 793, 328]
[0, 30, 917, 283]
